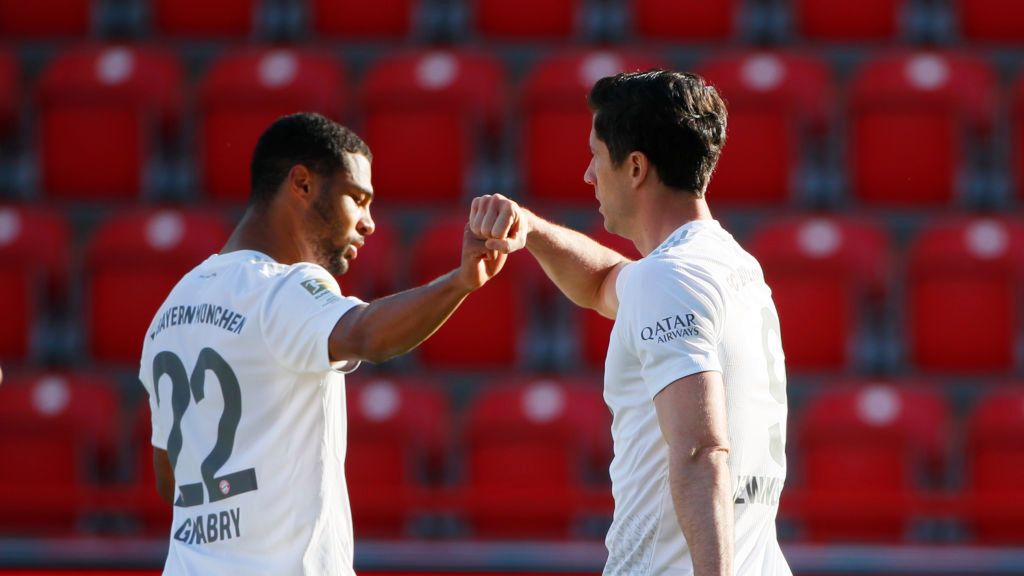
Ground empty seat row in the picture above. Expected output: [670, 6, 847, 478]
[8, 206, 1024, 374]
[2, 0, 1023, 42]
[2, 47, 1024, 207]
[2, 372, 1023, 543]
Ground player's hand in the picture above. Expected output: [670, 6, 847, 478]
[456, 224, 508, 291]
[469, 194, 530, 254]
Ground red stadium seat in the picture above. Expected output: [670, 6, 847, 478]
[335, 211, 398, 302]
[748, 216, 889, 372]
[198, 48, 347, 202]
[462, 376, 610, 538]
[698, 52, 833, 205]
[36, 46, 184, 201]
[794, 0, 904, 41]
[152, 0, 256, 37]
[474, 0, 579, 39]
[966, 388, 1024, 543]
[906, 218, 1024, 373]
[408, 215, 529, 368]
[632, 0, 737, 41]
[0, 371, 119, 534]
[346, 376, 449, 536]
[579, 222, 641, 369]
[0, 206, 69, 362]
[85, 209, 231, 364]
[521, 51, 666, 205]
[0, 0, 91, 38]
[311, 0, 416, 38]
[957, 0, 1024, 42]
[361, 50, 506, 205]
[849, 52, 996, 206]
[796, 383, 949, 542]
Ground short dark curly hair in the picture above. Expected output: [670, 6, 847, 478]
[588, 70, 727, 197]
[249, 113, 372, 209]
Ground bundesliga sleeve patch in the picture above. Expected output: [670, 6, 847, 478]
[300, 277, 342, 305]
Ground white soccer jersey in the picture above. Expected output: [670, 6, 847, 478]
[139, 250, 365, 576]
[602, 220, 790, 576]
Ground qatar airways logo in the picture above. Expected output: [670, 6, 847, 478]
[640, 313, 699, 344]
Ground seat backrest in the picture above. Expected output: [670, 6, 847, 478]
[198, 48, 347, 202]
[697, 52, 834, 204]
[520, 50, 667, 204]
[632, 0, 737, 41]
[311, 0, 416, 38]
[848, 52, 996, 206]
[408, 213, 531, 368]
[85, 210, 231, 363]
[0, 51, 17, 135]
[906, 218, 1024, 372]
[748, 216, 889, 371]
[793, 0, 905, 41]
[474, 0, 580, 39]
[152, 0, 257, 37]
[956, 0, 1024, 42]
[36, 45, 184, 200]
[0, 0, 92, 38]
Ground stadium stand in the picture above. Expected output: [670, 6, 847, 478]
[905, 217, 1024, 373]
[7, 0, 1024, 570]
[151, 0, 257, 37]
[747, 216, 890, 372]
[631, 0, 737, 41]
[792, 0, 904, 41]
[360, 50, 506, 205]
[0, 206, 69, 362]
[198, 48, 347, 202]
[346, 376, 450, 536]
[310, 0, 417, 38]
[0, 0, 92, 38]
[794, 383, 950, 542]
[521, 50, 667, 205]
[0, 371, 119, 535]
[84, 209, 231, 364]
[36, 46, 184, 201]
[848, 51, 997, 207]
[697, 51, 834, 205]
[965, 388, 1024, 543]
[460, 376, 610, 538]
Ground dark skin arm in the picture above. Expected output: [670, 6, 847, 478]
[153, 447, 174, 506]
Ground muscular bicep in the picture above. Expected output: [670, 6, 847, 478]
[153, 447, 175, 506]
[653, 371, 730, 458]
[595, 261, 628, 319]
[328, 303, 370, 362]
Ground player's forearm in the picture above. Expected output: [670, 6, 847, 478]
[669, 447, 734, 576]
[523, 209, 629, 315]
[330, 270, 473, 363]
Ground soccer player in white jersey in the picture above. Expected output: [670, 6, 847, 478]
[470, 71, 791, 575]
[139, 113, 508, 575]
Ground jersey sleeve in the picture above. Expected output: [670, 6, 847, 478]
[619, 259, 725, 399]
[260, 264, 366, 374]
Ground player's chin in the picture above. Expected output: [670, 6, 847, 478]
[328, 254, 349, 276]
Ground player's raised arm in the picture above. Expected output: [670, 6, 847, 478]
[328, 225, 506, 364]
[469, 194, 629, 319]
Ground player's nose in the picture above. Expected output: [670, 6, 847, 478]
[357, 210, 375, 236]
[583, 162, 595, 186]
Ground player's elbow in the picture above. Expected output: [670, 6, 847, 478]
[670, 443, 731, 479]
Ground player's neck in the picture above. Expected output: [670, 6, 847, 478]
[221, 207, 307, 265]
[632, 189, 713, 256]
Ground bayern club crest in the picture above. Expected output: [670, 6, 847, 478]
[219, 479, 231, 495]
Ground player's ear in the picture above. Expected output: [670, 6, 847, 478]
[288, 165, 314, 200]
[629, 151, 649, 188]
